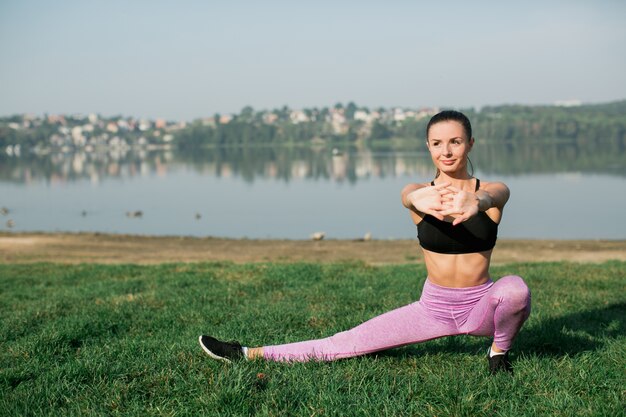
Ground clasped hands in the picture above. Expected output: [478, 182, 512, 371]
[408, 182, 480, 226]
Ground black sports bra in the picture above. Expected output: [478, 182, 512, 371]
[416, 179, 498, 254]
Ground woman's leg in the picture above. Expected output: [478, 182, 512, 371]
[263, 299, 457, 362]
[260, 276, 529, 362]
[462, 275, 531, 351]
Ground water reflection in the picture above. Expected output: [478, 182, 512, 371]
[2, 142, 625, 240]
[1, 140, 624, 185]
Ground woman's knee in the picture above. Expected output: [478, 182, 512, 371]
[495, 275, 531, 311]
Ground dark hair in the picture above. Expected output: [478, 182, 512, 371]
[426, 110, 472, 140]
[426, 110, 474, 178]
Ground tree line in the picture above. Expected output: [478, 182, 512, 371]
[1, 100, 625, 152]
[175, 100, 626, 151]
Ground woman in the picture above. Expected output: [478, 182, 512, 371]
[199, 110, 531, 374]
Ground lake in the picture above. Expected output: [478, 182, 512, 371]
[1, 142, 625, 240]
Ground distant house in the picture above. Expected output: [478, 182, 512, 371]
[71, 126, 86, 146]
[201, 117, 216, 127]
[106, 122, 119, 133]
[393, 108, 406, 122]
[263, 113, 278, 124]
[138, 120, 152, 131]
[290, 110, 309, 124]
[353, 110, 370, 122]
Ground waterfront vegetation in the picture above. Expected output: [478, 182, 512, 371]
[1, 100, 625, 185]
[2, 100, 625, 151]
[0, 101, 626, 182]
[1, 261, 624, 416]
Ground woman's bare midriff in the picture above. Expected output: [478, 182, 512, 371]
[423, 249, 492, 288]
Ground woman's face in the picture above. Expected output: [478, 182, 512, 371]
[427, 120, 473, 176]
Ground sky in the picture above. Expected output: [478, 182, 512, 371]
[1, 0, 625, 121]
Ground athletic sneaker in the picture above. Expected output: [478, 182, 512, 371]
[199, 335, 244, 363]
[488, 350, 513, 374]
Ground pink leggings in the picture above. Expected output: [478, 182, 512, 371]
[264, 275, 531, 362]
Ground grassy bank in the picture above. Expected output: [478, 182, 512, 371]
[1, 261, 625, 416]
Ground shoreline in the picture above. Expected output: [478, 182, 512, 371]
[1, 232, 625, 265]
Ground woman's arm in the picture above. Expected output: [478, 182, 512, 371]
[441, 181, 510, 225]
[400, 183, 425, 209]
[476, 181, 510, 210]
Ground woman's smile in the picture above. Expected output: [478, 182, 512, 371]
[427, 120, 474, 177]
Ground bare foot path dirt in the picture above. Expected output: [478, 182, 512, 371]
[1, 232, 625, 265]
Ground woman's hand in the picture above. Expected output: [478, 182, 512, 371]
[406, 182, 454, 221]
[403, 181, 508, 225]
[439, 186, 480, 225]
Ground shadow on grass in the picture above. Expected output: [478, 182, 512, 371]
[373, 302, 625, 360]
[517, 302, 625, 356]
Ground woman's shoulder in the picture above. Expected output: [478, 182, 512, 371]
[478, 179, 509, 192]
[402, 181, 431, 193]
[477, 179, 510, 210]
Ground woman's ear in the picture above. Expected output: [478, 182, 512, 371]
[469, 137, 475, 150]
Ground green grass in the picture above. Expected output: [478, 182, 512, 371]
[1, 261, 625, 416]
